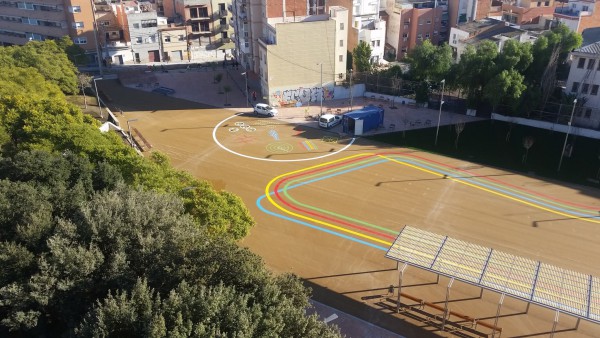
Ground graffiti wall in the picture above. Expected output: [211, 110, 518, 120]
[270, 85, 335, 107]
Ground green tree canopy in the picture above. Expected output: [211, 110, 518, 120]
[406, 40, 453, 82]
[352, 40, 373, 72]
[0, 41, 79, 94]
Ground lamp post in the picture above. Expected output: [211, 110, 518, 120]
[318, 63, 323, 116]
[434, 79, 446, 146]
[558, 99, 577, 172]
[90, 0, 103, 75]
[348, 68, 353, 112]
[93, 77, 103, 119]
[126, 118, 139, 148]
[241, 72, 249, 107]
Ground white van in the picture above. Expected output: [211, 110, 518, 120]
[319, 114, 342, 129]
[254, 103, 278, 117]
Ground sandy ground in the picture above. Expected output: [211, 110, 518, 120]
[97, 71, 600, 338]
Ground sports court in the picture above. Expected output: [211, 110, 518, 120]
[98, 75, 600, 337]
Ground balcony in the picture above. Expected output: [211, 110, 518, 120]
[105, 41, 130, 49]
[219, 9, 227, 17]
[220, 23, 228, 31]
[554, 7, 589, 18]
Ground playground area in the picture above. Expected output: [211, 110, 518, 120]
[96, 75, 600, 338]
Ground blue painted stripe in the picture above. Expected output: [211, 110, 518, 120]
[479, 249, 494, 284]
[430, 236, 448, 269]
[256, 195, 388, 252]
[530, 261, 542, 300]
[586, 275, 593, 318]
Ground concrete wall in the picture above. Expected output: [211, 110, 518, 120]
[264, 19, 336, 100]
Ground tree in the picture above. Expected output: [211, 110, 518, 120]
[77, 73, 93, 108]
[223, 84, 232, 106]
[0, 64, 64, 99]
[57, 36, 87, 66]
[352, 40, 372, 72]
[454, 121, 465, 149]
[455, 41, 499, 108]
[0, 41, 79, 94]
[406, 40, 452, 82]
[483, 69, 526, 111]
[522, 136, 535, 163]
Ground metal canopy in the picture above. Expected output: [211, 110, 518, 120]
[386, 226, 600, 323]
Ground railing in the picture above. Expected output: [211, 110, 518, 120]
[105, 41, 129, 48]
[219, 9, 227, 17]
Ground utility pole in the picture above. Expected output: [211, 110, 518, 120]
[348, 68, 353, 112]
[435, 79, 446, 146]
[558, 99, 577, 172]
[318, 63, 323, 115]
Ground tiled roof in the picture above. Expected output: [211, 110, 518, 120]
[576, 41, 600, 55]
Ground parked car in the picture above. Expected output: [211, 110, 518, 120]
[254, 103, 278, 117]
[319, 114, 342, 129]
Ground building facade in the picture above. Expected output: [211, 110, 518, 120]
[0, 0, 98, 60]
[565, 42, 600, 129]
[385, 0, 448, 60]
[554, 0, 600, 33]
[500, 0, 557, 27]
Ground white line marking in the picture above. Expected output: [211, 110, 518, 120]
[213, 113, 355, 162]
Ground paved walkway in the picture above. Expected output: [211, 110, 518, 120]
[113, 66, 483, 136]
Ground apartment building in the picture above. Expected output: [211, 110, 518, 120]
[0, 0, 98, 59]
[173, 0, 234, 59]
[449, 17, 538, 61]
[385, 0, 448, 60]
[126, 1, 163, 63]
[501, 0, 558, 27]
[565, 42, 600, 129]
[230, 0, 350, 106]
[554, 0, 600, 33]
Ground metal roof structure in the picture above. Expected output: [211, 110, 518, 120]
[386, 226, 600, 324]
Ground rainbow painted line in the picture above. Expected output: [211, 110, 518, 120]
[300, 140, 317, 151]
[257, 153, 600, 251]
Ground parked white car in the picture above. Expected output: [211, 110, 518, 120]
[254, 103, 278, 117]
[319, 114, 342, 129]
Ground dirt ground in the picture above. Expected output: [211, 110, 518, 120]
[97, 78, 600, 338]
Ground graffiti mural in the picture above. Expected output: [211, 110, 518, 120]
[271, 86, 335, 107]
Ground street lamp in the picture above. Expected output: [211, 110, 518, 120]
[317, 63, 323, 115]
[348, 68, 353, 112]
[90, 0, 103, 75]
[93, 77, 103, 119]
[126, 118, 139, 148]
[434, 79, 446, 146]
[558, 99, 577, 172]
[241, 72, 248, 107]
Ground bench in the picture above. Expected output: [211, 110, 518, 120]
[386, 295, 502, 337]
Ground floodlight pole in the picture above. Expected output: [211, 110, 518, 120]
[93, 77, 103, 119]
[435, 79, 445, 146]
[348, 68, 353, 112]
[241, 72, 248, 107]
[126, 118, 138, 148]
[318, 63, 323, 116]
[557, 98, 577, 172]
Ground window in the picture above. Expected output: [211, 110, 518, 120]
[18, 2, 34, 10]
[69, 5, 81, 13]
[418, 20, 423, 25]
[537, 2, 541, 6]
[191, 23, 199, 32]
[136, 36, 142, 43]
[571, 82, 579, 92]
[309, 0, 325, 15]
[402, 33, 408, 37]
[577, 57, 586, 68]
[426, 19, 431, 24]
[339, 39, 343, 47]
[73, 37, 87, 44]
[588, 59, 595, 69]
[72, 22, 84, 29]
[545, 1, 549, 5]
[141, 19, 157, 28]
[164, 36, 171, 42]
[190, 8, 198, 18]
[371, 41, 375, 47]
[584, 108, 592, 118]
[340, 22, 344, 30]
[100, 21, 110, 26]
[583, 5, 589, 11]
[425, 33, 430, 38]
[178, 34, 185, 41]
[339, 55, 343, 62]
[403, 25, 408, 29]
[591, 85, 599, 95]
[582, 83, 589, 94]
[133, 23, 139, 29]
